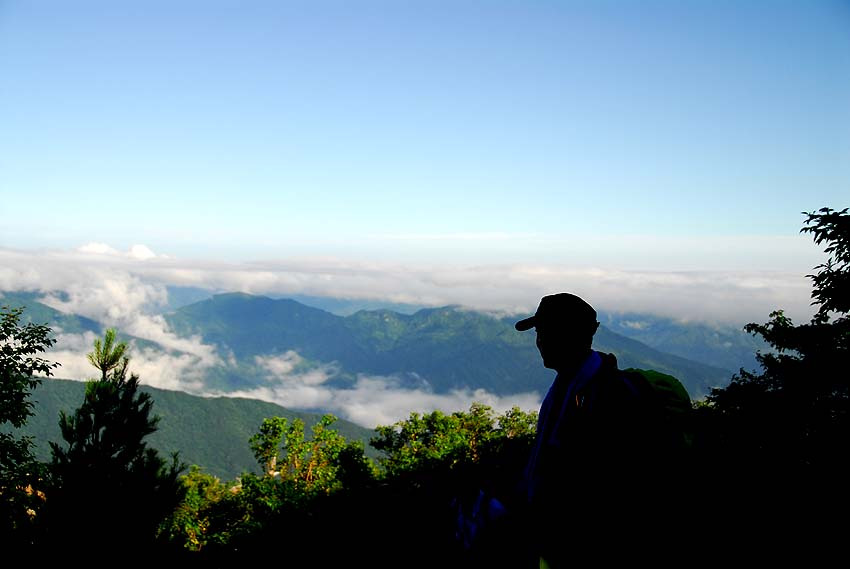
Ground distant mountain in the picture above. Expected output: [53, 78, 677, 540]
[0, 291, 175, 355]
[3, 289, 737, 406]
[165, 293, 733, 399]
[160, 287, 426, 317]
[12, 378, 377, 481]
[598, 311, 766, 373]
[280, 293, 425, 316]
[0, 291, 102, 335]
[163, 286, 217, 312]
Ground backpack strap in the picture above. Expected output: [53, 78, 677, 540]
[619, 371, 646, 399]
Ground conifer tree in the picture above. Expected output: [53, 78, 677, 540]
[86, 327, 128, 381]
[46, 329, 184, 556]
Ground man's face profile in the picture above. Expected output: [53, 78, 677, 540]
[534, 322, 595, 371]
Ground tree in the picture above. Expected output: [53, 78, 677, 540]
[699, 207, 850, 544]
[803, 207, 850, 319]
[705, 208, 849, 469]
[86, 327, 128, 380]
[159, 466, 245, 552]
[0, 306, 58, 540]
[45, 329, 185, 555]
[248, 414, 374, 497]
[371, 403, 536, 477]
[367, 404, 537, 565]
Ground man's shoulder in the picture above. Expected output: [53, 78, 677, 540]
[588, 352, 648, 401]
[592, 351, 650, 389]
[595, 350, 619, 371]
[592, 351, 625, 385]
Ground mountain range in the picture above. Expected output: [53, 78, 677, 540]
[1, 289, 750, 404]
[163, 292, 733, 399]
[163, 286, 765, 374]
[2, 288, 766, 479]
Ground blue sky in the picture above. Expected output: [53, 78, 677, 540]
[1, 0, 848, 319]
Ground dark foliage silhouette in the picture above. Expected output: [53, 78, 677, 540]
[0, 306, 58, 545]
[45, 329, 185, 559]
[698, 207, 849, 553]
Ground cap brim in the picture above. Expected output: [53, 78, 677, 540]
[515, 316, 536, 331]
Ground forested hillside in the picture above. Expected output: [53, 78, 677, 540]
[13, 377, 376, 481]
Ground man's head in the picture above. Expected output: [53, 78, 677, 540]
[515, 293, 600, 371]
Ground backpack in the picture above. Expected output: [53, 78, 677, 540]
[620, 367, 695, 452]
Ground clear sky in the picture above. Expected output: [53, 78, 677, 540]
[1, 0, 848, 317]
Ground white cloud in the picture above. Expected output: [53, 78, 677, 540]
[231, 351, 543, 428]
[0, 243, 819, 328]
[127, 346, 208, 392]
[141, 258, 814, 325]
[128, 244, 158, 260]
[77, 242, 120, 256]
[76, 242, 165, 260]
[255, 352, 337, 386]
[47, 331, 211, 393]
[34, 270, 221, 373]
[221, 371, 542, 429]
[48, 331, 101, 381]
[0, 246, 223, 393]
[255, 352, 301, 379]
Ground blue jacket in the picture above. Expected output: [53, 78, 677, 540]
[522, 350, 660, 512]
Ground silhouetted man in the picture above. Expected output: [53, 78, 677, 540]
[515, 293, 666, 567]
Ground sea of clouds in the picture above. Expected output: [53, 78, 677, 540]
[0, 242, 818, 427]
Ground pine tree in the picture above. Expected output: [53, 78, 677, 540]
[46, 329, 184, 557]
[86, 327, 128, 381]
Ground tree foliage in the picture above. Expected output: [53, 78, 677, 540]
[803, 207, 850, 320]
[164, 404, 537, 563]
[248, 414, 375, 497]
[162, 414, 377, 555]
[0, 306, 58, 538]
[702, 206, 850, 512]
[46, 329, 185, 553]
[86, 327, 128, 381]
[371, 402, 536, 478]
[367, 404, 538, 564]
[159, 466, 244, 552]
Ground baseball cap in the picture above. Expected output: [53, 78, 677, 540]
[514, 293, 597, 332]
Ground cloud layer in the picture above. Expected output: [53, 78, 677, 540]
[2, 242, 817, 324]
[232, 352, 542, 427]
[0, 242, 822, 426]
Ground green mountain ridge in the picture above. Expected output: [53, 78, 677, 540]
[12, 377, 377, 481]
[598, 310, 765, 372]
[4, 290, 734, 405]
[165, 292, 730, 399]
[157, 289, 763, 374]
[4, 291, 741, 480]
